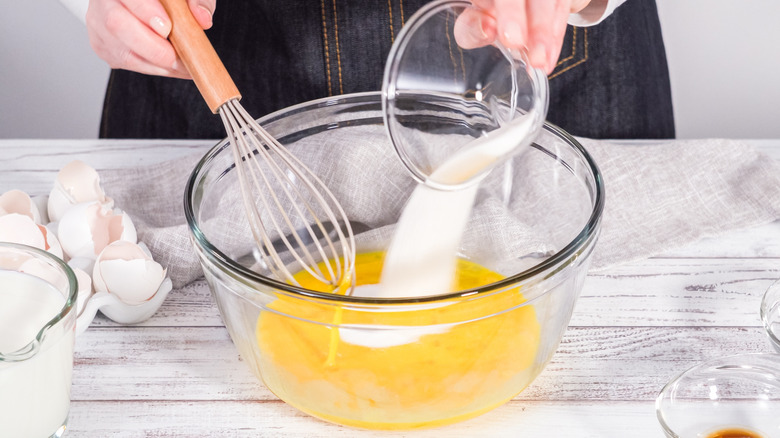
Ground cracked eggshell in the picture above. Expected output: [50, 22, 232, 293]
[92, 241, 166, 305]
[72, 267, 93, 316]
[57, 201, 137, 260]
[31, 195, 50, 224]
[0, 213, 63, 258]
[0, 190, 42, 223]
[48, 160, 113, 222]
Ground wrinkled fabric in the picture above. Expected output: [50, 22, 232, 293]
[101, 134, 780, 289]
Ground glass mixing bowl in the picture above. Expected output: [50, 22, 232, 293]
[185, 92, 603, 430]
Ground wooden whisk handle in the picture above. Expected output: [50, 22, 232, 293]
[159, 0, 241, 113]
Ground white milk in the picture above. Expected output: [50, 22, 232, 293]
[374, 116, 536, 299]
[0, 270, 73, 438]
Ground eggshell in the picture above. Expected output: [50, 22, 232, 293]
[67, 256, 95, 277]
[37, 224, 64, 259]
[72, 267, 93, 316]
[0, 213, 46, 250]
[92, 241, 166, 305]
[0, 190, 42, 223]
[30, 195, 50, 224]
[57, 201, 137, 260]
[48, 160, 113, 222]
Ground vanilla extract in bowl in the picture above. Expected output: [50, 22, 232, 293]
[705, 427, 765, 438]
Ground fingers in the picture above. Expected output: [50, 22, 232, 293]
[188, 0, 216, 29]
[458, 0, 579, 74]
[453, 7, 496, 49]
[85, 0, 192, 78]
[119, 0, 171, 37]
[493, 0, 527, 50]
[524, 0, 555, 71]
[525, 0, 572, 73]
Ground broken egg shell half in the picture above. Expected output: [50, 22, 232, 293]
[57, 201, 137, 260]
[48, 160, 113, 222]
[0, 213, 64, 259]
[0, 189, 42, 223]
[30, 195, 50, 224]
[92, 240, 166, 305]
[69, 267, 94, 317]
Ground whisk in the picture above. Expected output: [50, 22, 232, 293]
[160, 0, 355, 291]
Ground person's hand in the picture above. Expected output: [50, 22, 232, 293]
[454, 0, 591, 74]
[86, 0, 216, 78]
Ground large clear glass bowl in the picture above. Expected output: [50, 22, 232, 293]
[184, 92, 604, 430]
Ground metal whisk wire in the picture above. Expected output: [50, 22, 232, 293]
[159, 0, 355, 291]
[219, 99, 356, 289]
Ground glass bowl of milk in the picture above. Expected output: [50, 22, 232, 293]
[185, 91, 604, 429]
[382, 0, 549, 192]
[0, 242, 78, 437]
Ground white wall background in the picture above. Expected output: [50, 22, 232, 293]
[2, 0, 779, 139]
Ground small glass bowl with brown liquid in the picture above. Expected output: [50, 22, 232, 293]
[656, 353, 780, 438]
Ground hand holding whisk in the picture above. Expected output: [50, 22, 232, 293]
[159, 0, 355, 291]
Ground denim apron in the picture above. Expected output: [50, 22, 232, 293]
[99, 0, 674, 139]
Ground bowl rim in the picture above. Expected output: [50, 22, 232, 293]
[761, 278, 780, 350]
[0, 242, 78, 361]
[655, 352, 780, 438]
[183, 91, 605, 304]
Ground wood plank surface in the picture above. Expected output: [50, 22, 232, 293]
[71, 325, 774, 403]
[67, 400, 659, 438]
[1, 139, 779, 437]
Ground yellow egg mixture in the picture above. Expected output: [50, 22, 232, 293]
[255, 251, 541, 430]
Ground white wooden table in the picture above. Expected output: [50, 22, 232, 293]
[2, 139, 779, 437]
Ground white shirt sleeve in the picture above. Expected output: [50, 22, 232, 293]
[58, 0, 88, 24]
[568, 0, 629, 27]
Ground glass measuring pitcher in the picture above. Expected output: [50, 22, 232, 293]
[0, 242, 78, 437]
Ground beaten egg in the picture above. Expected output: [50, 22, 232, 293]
[255, 251, 541, 429]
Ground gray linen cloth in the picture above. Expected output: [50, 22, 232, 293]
[101, 137, 780, 289]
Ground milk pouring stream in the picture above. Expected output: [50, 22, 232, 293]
[366, 116, 537, 299]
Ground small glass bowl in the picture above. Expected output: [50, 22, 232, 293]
[382, 0, 548, 191]
[761, 279, 780, 353]
[656, 353, 780, 438]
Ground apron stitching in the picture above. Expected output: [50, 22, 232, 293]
[549, 27, 588, 80]
[387, 0, 395, 42]
[556, 26, 577, 66]
[399, 0, 405, 26]
[332, 0, 344, 94]
[320, 0, 333, 96]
